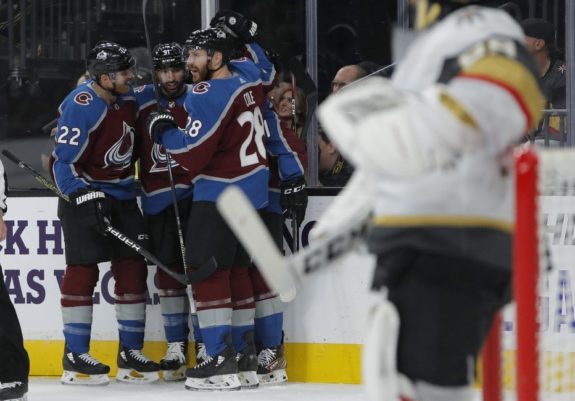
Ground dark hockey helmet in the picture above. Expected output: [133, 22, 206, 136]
[184, 26, 236, 62]
[86, 41, 136, 81]
[152, 42, 185, 70]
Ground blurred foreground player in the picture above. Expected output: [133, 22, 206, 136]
[314, 1, 545, 400]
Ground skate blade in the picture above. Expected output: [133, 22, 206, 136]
[184, 373, 241, 391]
[162, 365, 186, 382]
[239, 370, 260, 389]
[61, 370, 110, 386]
[257, 369, 288, 385]
[116, 368, 160, 384]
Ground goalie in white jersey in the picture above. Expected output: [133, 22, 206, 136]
[315, 1, 545, 400]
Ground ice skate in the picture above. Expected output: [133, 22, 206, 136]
[0, 381, 28, 401]
[194, 341, 208, 365]
[257, 345, 288, 385]
[61, 346, 110, 386]
[184, 338, 241, 391]
[237, 331, 259, 389]
[116, 345, 160, 384]
[160, 341, 187, 382]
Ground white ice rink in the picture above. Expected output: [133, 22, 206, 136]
[28, 378, 367, 401]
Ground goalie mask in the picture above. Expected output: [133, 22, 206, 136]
[410, 0, 487, 30]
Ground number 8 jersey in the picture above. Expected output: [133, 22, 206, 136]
[160, 56, 270, 209]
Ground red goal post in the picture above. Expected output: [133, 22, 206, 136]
[482, 147, 575, 401]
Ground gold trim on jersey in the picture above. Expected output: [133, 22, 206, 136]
[372, 214, 513, 233]
[460, 55, 544, 129]
[438, 91, 479, 129]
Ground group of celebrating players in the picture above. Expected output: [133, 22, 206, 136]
[50, 10, 306, 391]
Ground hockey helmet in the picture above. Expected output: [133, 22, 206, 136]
[86, 41, 136, 81]
[184, 26, 236, 62]
[152, 42, 185, 70]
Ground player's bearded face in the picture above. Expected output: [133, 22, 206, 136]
[186, 49, 210, 83]
[157, 67, 186, 95]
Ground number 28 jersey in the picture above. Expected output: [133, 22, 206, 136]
[160, 59, 269, 209]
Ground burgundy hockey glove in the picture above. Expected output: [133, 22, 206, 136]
[70, 189, 109, 235]
[280, 177, 308, 225]
[147, 111, 177, 144]
[210, 10, 258, 44]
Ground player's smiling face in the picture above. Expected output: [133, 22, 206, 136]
[186, 48, 210, 83]
[157, 67, 186, 96]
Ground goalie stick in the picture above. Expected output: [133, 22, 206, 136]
[1, 149, 217, 285]
[216, 186, 368, 302]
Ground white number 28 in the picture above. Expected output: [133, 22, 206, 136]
[238, 107, 267, 167]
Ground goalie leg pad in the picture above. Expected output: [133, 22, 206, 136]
[362, 289, 400, 401]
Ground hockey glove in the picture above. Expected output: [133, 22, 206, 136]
[147, 111, 177, 144]
[70, 189, 109, 235]
[280, 177, 308, 225]
[210, 10, 258, 43]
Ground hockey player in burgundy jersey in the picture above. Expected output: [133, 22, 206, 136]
[148, 14, 282, 389]
[133, 42, 193, 382]
[51, 41, 159, 385]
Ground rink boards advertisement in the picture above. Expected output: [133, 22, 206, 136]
[2, 194, 575, 385]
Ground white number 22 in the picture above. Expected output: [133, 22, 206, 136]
[238, 107, 267, 167]
[56, 126, 81, 146]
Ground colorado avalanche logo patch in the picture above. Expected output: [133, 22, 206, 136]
[74, 91, 93, 106]
[192, 82, 210, 94]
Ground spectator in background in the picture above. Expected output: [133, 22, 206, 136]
[521, 18, 566, 107]
[270, 81, 307, 138]
[521, 18, 566, 143]
[318, 127, 353, 187]
[330, 64, 367, 93]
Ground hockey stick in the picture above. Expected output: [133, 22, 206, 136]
[1, 149, 216, 285]
[289, 72, 300, 252]
[142, 0, 187, 269]
[217, 186, 368, 302]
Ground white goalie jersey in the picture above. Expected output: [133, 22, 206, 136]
[316, 6, 545, 269]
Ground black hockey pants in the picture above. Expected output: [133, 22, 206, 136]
[0, 266, 29, 383]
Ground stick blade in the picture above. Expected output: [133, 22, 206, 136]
[217, 186, 297, 302]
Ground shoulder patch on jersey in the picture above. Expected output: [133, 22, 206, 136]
[74, 91, 94, 106]
[134, 85, 146, 93]
[558, 63, 566, 75]
[192, 82, 210, 94]
[235, 57, 248, 62]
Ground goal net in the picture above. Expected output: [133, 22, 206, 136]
[482, 147, 575, 401]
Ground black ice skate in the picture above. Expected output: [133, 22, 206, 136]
[0, 381, 27, 401]
[237, 331, 259, 389]
[160, 341, 188, 382]
[257, 345, 288, 385]
[184, 336, 241, 391]
[195, 341, 207, 365]
[61, 346, 110, 386]
[116, 345, 160, 384]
